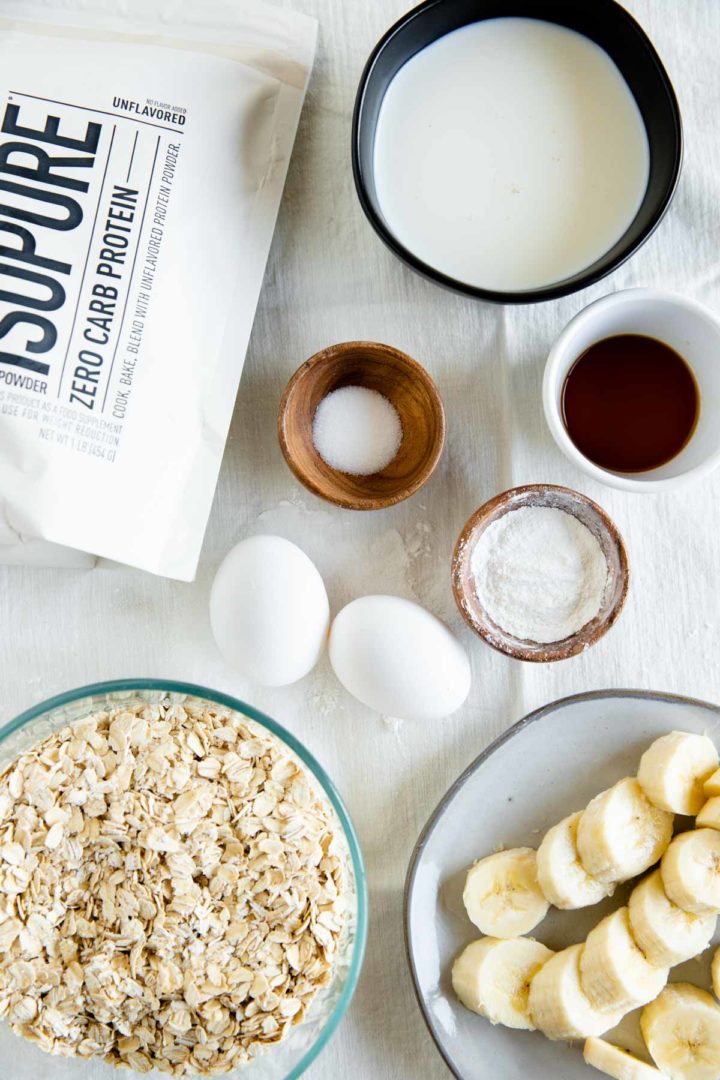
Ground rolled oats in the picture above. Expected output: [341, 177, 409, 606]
[0, 702, 345, 1075]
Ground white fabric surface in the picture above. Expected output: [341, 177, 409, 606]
[1, 0, 720, 1076]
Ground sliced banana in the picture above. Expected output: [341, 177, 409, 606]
[537, 811, 616, 910]
[641, 982, 720, 1080]
[713, 947, 720, 1001]
[628, 869, 716, 968]
[697, 797, 720, 831]
[638, 731, 718, 816]
[451, 937, 554, 1029]
[661, 828, 720, 914]
[463, 848, 549, 938]
[577, 777, 674, 884]
[584, 1037, 665, 1080]
[580, 907, 668, 1013]
[528, 943, 625, 1041]
[704, 768, 720, 799]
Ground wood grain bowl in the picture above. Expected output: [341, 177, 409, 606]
[451, 484, 630, 662]
[278, 341, 446, 510]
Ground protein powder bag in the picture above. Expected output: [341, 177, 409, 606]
[0, 0, 317, 578]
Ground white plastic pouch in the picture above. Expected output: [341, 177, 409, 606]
[0, 0, 317, 578]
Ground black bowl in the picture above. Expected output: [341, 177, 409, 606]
[352, 0, 683, 304]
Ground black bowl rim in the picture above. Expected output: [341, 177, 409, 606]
[351, 0, 684, 305]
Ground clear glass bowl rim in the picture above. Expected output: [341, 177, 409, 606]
[0, 677, 368, 1080]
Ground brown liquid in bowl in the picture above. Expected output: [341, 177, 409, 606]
[561, 334, 699, 473]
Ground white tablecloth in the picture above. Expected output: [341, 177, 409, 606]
[2, 1, 720, 1076]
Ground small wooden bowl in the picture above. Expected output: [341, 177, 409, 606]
[452, 484, 630, 662]
[278, 341, 446, 510]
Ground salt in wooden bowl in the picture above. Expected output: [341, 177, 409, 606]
[278, 341, 445, 510]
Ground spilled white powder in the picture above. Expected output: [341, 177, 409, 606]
[471, 506, 609, 644]
[312, 385, 403, 475]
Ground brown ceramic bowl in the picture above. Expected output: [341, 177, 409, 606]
[452, 484, 630, 662]
[278, 341, 445, 510]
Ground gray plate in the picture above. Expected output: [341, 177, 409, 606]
[404, 690, 720, 1079]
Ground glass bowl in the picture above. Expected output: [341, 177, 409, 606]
[0, 679, 367, 1080]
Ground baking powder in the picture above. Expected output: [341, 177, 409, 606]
[470, 506, 608, 644]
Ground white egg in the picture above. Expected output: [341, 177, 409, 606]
[210, 535, 329, 687]
[329, 595, 471, 721]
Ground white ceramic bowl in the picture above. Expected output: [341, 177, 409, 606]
[543, 288, 720, 492]
[405, 689, 720, 1080]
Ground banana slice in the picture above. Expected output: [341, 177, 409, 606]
[451, 937, 554, 1029]
[697, 797, 720, 831]
[537, 812, 616, 910]
[628, 869, 716, 967]
[584, 1037, 665, 1079]
[661, 829, 720, 914]
[704, 768, 720, 799]
[463, 848, 549, 938]
[638, 731, 718, 815]
[641, 983, 720, 1080]
[713, 947, 720, 1001]
[528, 943, 626, 1041]
[577, 778, 674, 884]
[580, 907, 669, 1013]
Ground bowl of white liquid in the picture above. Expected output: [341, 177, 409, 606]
[352, 0, 682, 303]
